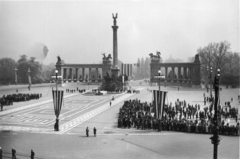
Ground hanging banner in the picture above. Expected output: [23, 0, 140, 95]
[152, 90, 167, 119]
[52, 90, 64, 118]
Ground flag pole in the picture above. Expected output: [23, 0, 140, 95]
[158, 69, 162, 132]
[55, 70, 59, 131]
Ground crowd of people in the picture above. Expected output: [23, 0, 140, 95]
[118, 97, 240, 136]
[66, 88, 86, 93]
[0, 93, 42, 110]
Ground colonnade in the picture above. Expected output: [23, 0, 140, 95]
[162, 66, 194, 82]
[62, 67, 102, 83]
[150, 62, 200, 86]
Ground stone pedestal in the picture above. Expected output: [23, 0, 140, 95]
[102, 60, 112, 78]
[111, 68, 120, 78]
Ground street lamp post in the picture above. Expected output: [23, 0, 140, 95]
[206, 66, 209, 92]
[55, 69, 59, 131]
[158, 69, 161, 132]
[122, 75, 124, 91]
[158, 70, 161, 92]
[154, 69, 165, 132]
[55, 70, 58, 91]
[14, 67, 18, 85]
[210, 67, 213, 98]
[210, 69, 221, 159]
[28, 68, 31, 90]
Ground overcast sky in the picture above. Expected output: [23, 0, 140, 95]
[0, 0, 239, 65]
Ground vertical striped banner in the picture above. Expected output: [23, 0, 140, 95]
[124, 64, 127, 76]
[121, 63, 133, 77]
[152, 90, 167, 119]
[127, 64, 130, 76]
[130, 64, 132, 77]
[52, 90, 64, 118]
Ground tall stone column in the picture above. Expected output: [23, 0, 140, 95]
[82, 68, 85, 82]
[188, 67, 191, 80]
[71, 68, 73, 82]
[96, 68, 99, 82]
[68, 68, 71, 81]
[89, 68, 91, 82]
[66, 68, 69, 81]
[111, 13, 120, 78]
[189, 67, 192, 82]
[62, 68, 65, 81]
[183, 67, 187, 79]
[76, 68, 78, 82]
[172, 67, 175, 79]
[165, 67, 168, 79]
[178, 67, 181, 80]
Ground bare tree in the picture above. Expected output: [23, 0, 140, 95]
[198, 41, 230, 77]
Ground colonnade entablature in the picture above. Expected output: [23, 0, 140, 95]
[150, 54, 201, 86]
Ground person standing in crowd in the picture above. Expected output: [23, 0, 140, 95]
[0, 147, 2, 159]
[0, 103, 3, 111]
[31, 149, 35, 159]
[12, 147, 16, 159]
[86, 127, 89, 137]
[30, 150, 35, 159]
[93, 127, 97, 137]
[110, 101, 112, 107]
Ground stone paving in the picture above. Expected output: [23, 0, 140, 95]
[0, 83, 239, 159]
[0, 87, 145, 134]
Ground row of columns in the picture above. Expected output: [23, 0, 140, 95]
[62, 67, 101, 82]
[162, 66, 194, 81]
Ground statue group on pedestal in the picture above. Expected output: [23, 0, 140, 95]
[149, 51, 161, 60]
[102, 53, 112, 60]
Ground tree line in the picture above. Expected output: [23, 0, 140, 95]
[0, 55, 55, 85]
[197, 41, 239, 85]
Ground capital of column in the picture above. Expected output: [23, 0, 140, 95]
[112, 25, 119, 31]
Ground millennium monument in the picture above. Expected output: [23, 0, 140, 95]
[55, 14, 124, 91]
[100, 13, 124, 91]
